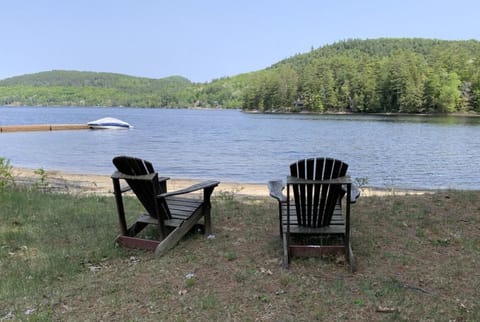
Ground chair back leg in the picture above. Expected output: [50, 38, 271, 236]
[282, 232, 289, 269]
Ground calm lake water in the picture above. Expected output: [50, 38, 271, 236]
[1, 106, 479, 190]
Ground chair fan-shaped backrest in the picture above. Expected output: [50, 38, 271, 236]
[113, 156, 164, 218]
[113, 156, 155, 175]
[289, 158, 348, 228]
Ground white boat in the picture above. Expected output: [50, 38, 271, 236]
[87, 117, 132, 129]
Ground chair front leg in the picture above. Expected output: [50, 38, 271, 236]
[345, 183, 355, 272]
[282, 231, 289, 269]
[202, 187, 215, 236]
[155, 198, 168, 240]
[203, 203, 212, 236]
[278, 201, 285, 237]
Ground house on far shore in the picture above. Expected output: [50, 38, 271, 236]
[293, 99, 304, 109]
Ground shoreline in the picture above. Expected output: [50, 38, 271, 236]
[242, 109, 480, 117]
[10, 167, 441, 198]
[11, 167, 268, 197]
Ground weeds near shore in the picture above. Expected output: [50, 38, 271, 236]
[215, 186, 244, 200]
[354, 176, 369, 193]
[0, 157, 53, 192]
[33, 168, 50, 191]
[0, 157, 15, 190]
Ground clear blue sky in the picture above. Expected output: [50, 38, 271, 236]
[2, 0, 479, 83]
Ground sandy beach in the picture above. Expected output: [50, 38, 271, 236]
[11, 167, 431, 198]
[11, 167, 269, 198]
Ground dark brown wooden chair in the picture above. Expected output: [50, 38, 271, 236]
[111, 156, 219, 257]
[268, 157, 356, 271]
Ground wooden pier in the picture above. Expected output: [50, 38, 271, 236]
[0, 124, 90, 133]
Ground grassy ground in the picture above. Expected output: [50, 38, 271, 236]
[1, 186, 479, 321]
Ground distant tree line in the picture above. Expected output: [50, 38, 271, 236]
[0, 71, 199, 108]
[241, 38, 480, 113]
[1, 38, 480, 113]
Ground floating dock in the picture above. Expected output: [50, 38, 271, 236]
[0, 124, 90, 133]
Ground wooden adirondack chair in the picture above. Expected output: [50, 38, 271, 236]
[111, 156, 219, 257]
[268, 157, 356, 271]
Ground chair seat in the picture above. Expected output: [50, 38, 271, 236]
[284, 221, 346, 235]
[136, 197, 204, 227]
[281, 202, 345, 234]
[166, 197, 204, 218]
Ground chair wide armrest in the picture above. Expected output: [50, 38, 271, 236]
[350, 184, 361, 203]
[111, 171, 170, 183]
[112, 171, 156, 181]
[157, 180, 220, 198]
[268, 180, 286, 202]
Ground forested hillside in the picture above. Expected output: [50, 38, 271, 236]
[242, 38, 480, 113]
[1, 38, 480, 113]
[0, 71, 197, 107]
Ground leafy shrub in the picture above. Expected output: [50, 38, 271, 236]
[0, 157, 15, 189]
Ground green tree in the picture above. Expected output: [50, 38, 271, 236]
[437, 72, 462, 112]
